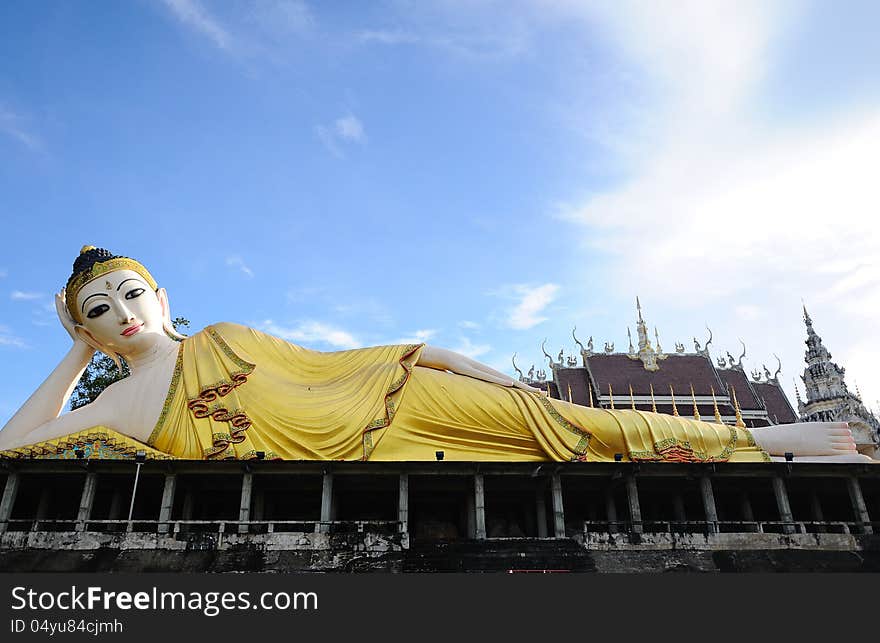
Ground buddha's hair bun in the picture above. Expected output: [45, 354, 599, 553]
[71, 246, 120, 278]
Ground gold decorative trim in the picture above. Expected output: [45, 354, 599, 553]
[361, 344, 423, 460]
[66, 257, 157, 324]
[147, 342, 185, 446]
[536, 395, 592, 460]
[2, 429, 174, 460]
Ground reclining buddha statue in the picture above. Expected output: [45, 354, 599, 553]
[0, 247, 871, 463]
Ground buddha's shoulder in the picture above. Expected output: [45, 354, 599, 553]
[197, 322, 278, 351]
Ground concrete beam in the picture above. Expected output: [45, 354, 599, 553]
[551, 474, 565, 538]
[0, 472, 20, 534]
[847, 476, 872, 535]
[626, 475, 642, 534]
[700, 476, 718, 534]
[158, 474, 177, 535]
[474, 473, 486, 540]
[76, 473, 97, 532]
[772, 476, 795, 535]
[238, 472, 253, 534]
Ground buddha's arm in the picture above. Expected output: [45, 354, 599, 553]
[0, 341, 95, 451]
[417, 345, 539, 392]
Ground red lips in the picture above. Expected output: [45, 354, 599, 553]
[121, 323, 143, 337]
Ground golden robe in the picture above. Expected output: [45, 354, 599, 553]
[145, 323, 769, 462]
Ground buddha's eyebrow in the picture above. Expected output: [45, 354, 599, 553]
[81, 292, 108, 312]
[116, 278, 146, 291]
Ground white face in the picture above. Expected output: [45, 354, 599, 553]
[75, 269, 165, 356]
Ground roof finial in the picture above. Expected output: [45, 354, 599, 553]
[772, 354, 782, 381]
[629, 383, 636, 410]
[737, 339, 746, 367]
[637, 296, 643, 322]
[546, 382, 552, 398]
[627, 327, 635, 355]
[654, 327, 663, 354]
[541, 338, 554, 368]
[608, 383, 615, 410]
[589, 384, 594, 408]
[730, 385, 745, 428]
[690, 383, 700, 421]
[568, 382, 573, 404]
[511, 353, 523, 381]
[669, 384, 679, 416]
[793, 378, 803, 405]
[710, 386, 722, 423]
[649, 382, 657, 413]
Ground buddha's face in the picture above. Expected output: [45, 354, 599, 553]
[75, 269, 166, 356]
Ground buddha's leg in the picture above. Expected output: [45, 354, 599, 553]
[369, 367, 548, 461]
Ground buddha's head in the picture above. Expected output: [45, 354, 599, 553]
[65, 246, 183, 365]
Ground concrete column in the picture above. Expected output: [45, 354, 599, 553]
[810, 491, 824, 523]
[672, 493, 686, 524]
[158, 474, 176, 535]
[700, 476, 719, 535]
[238, 472, 253, 534]
[551, 474, 565, 538]
[625, 475, 642, 534]
[474, 473, 487, 540]
[318, 471, 333, 534]
[0, 472, 20, 534]
[76, 473, 98, 532]
[107, 488, 123, 521]
[847, 477, 873, 535]
[182, 489, 194, 521]
[398, 473, 409, 534]
[604, 488, 618, 534]
[535, 487, 548, 538]
[772, 476, 795, 535]
[466, 492, 475, 539]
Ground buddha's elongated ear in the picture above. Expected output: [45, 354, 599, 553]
[158, 287, 187, 340]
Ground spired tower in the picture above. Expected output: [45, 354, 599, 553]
[798, 306, 880, 458]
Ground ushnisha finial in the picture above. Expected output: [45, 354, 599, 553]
[649, 382, 657, 413]
[669, 384, 679, 416]
[711, 386, 722, 423]
[80, 245, 97, 255]
[730, 386, 745, 428]
[690, 383, 700, 421]
[609, 383, 615, 410]
[629, 383, 636, 410]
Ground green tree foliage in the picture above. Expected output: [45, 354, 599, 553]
[69, 317, 190, 410]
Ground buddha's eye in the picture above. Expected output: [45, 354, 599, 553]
[86, 303, 110, 319]
[125, 288, 145, 300]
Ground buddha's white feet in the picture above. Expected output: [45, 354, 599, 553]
[750, 421, 869, 458]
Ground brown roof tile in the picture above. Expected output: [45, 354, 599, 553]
[753, 381, 799, 424]
[584, 354, 727, 398]
[716, 368, 762, 410]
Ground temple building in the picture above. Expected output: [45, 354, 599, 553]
[516, 298, 800, 429]
[797, 306, 879, 458]
[516, 299, 879, 458]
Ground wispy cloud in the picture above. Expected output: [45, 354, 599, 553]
[0, 269, 7, 279]
[316, 113, 367, 158]
[394, 329, 437, 344]
[159, 0, 233, 51]
[0, 325, 27, 349]
[452, 336, 491, 359]
[0, 104, 41, 151]
[10, 290, 43, 301]
[226, 256, 254, 278]
[501, 283, 560, 330]
[458, 320, 480, 330]
[259, 319, 360, 349]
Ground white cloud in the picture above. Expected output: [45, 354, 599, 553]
[551, 2, 880, 404]
[10, 291, 42, 301]
[503, 283, 560, 330]
[394, 329, 437, 344]
[0, 325, 27, 349]
[452, 336, 491, 359]
[0, 269, 7, 278]
[225, 256, 254, 278]
[458, 320, 480, 330]
[259, 319, 360, 349]
[316, 113, 367, 158]
[0, 105, 41, 150]
[160, 0, 233, 51]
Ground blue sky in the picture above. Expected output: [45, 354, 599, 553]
[2, 1, 879, 425]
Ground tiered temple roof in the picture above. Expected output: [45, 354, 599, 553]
[515, 300, 798, 429]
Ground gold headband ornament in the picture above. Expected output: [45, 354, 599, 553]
[65, 245, 158, 324]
